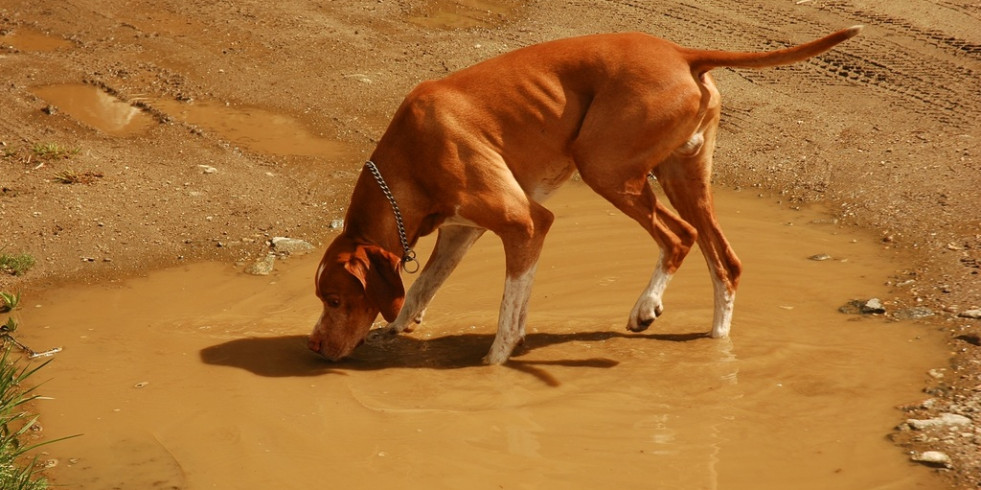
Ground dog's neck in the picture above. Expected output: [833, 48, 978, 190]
[343, 161, 425, 259]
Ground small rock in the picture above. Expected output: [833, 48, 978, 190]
[329, 219, 344, 229]
[862, 298, 886, 314]
[808, 253, 832, 261]
[892, 307, 935, 320]
[197, 164, 218, 174]
[911, 450, 951, 468]
[840, 298, 887, 315]
[957, 309, 981, 319]
[271, 237, 315, 255]
[134, 381, 149, 389]
[245, 253, 276, 275]
[906, 413, 973, 430]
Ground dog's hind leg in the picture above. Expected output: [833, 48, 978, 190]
[654, 117, 742, 338]
[571, 77, 705, 333]
[577, 169, 697, 332]
[369, 225, 484, 340]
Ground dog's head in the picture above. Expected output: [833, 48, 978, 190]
[309, 234, 405, 361]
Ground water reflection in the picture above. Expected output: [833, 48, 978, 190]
[150, 98, 350, 158]
[32, 84, 155, 136]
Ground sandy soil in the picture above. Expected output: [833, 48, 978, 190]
[1, 0, 979, 486]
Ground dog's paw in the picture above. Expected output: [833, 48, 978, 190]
[365, 326, 400, 343]
[482, 340, 518, 365]
[627, 303, 665, 332]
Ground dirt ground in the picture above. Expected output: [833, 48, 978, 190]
[1, 0, 979, 487]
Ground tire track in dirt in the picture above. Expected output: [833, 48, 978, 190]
[820, 1, 981, 58]
[646, 0, 981, 131]
[935, 0, 981, 22]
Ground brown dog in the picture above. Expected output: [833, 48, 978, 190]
[310, 26, 862, 364]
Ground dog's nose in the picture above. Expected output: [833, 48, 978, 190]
[307, 336, 322, 353]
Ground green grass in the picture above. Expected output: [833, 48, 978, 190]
[50, 170, 80, 185]
[30, 143, 77, 161]
[0, 293, 18, 314]
[0, 255, 35, 277]
[0, 143, 78, 164]
[0, 347, 54, 490]
[0, 289, 72, 490]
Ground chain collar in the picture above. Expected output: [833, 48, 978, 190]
[363, 161, 419, 273]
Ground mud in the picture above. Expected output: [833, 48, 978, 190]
[32, 84, 155, 137]
[150, 98, 351, 158]
[20, 184, 946, 489]
[1, 0, 979, 487]
[0, 26, 71, 52]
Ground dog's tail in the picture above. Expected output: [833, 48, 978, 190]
[684, 26, 862, 74]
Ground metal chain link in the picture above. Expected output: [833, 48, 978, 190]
[364, 161, 419, 273]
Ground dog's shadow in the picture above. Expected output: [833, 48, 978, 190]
[199, 329, 708, 386]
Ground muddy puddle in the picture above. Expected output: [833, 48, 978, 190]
[1, 27, 71, 52]
[32, 84, 156, 137]
[150, 98, 351, 158]
[28, 83, 350, 157]
[20, 183, 944, 489]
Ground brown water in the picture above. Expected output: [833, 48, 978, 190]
[32, 84, 156, 137]
[1, 27, 72, 52]
[20, 183, 944, 489]
[150, 98, 351, 158]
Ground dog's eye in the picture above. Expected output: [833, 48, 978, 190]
[325, 296, 342, 308]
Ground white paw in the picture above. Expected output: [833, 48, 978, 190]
[628, 300, 664, 332]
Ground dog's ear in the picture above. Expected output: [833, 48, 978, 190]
[343, 245, 405, 322]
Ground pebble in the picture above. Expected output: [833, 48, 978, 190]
[911, 450, 952, 468]
[329, 219, 344, 229]
[197, 165, 218, 174]
[839, 298, 887, 315]
[892, 306, 935, 320]
[808, 253, 832, 261]
[863, 298, 886, 314]
[958, 309, 981, 319]
[271, 237, 315, 255]
[906, 413, 973, 430]
[245, 253, 276, 275]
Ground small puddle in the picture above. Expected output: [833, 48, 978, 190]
[32, 84, 156, 137]
[150, 98, 351, 158]
[408, 0, 519, 29]
[20, 184, 945, 489]
[1, 27, 72, 52]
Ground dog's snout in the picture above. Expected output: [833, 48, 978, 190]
[307, 336, 322, 353]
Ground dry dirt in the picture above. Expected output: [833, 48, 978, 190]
[0, 0, 979, 487]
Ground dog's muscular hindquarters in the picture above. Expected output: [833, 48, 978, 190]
[310, 26, 862, 364]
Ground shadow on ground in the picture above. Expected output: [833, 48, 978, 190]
[199, 329, 709, 385]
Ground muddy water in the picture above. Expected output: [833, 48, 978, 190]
[150, 98, 351, 158]
[1, 27, 72, 52]
[32, 84, 156, 137]
[20, 183, 943, 489]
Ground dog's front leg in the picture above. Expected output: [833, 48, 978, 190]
[483, 202, 554, 365]
[368, 226, 484, 341]
[484, 266, 538, 364]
